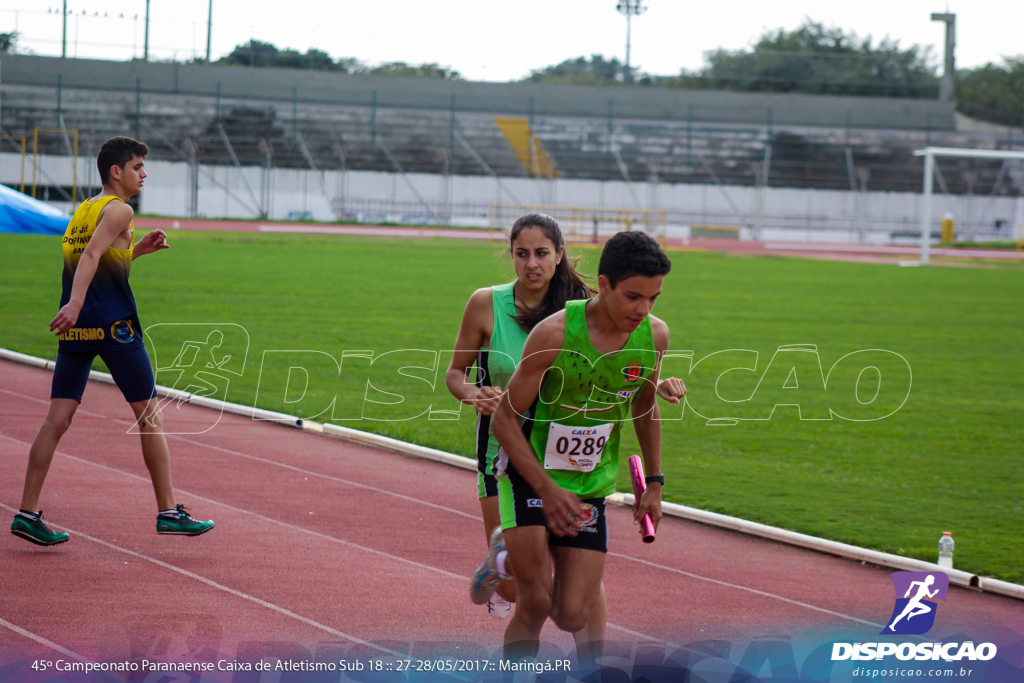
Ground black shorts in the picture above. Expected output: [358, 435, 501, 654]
[51, 346, 158, 404]
[498, 464, 609, 553]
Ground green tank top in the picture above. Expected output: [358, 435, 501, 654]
[476, 282, 530, 474]
[522, 299, 657, 499]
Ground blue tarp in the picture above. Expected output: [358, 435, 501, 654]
[0, 183, 72, 235]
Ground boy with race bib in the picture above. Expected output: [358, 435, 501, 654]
[469, 230, 672, 665]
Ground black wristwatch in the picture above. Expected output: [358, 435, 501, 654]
[645, 474, 665, 486]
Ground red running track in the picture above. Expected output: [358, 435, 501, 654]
[1, 358, 1021, 681]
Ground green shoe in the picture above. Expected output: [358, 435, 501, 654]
[156, 504, 214, 536]
[11, 511, 70, 546]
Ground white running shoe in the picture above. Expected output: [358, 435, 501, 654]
[469, 527, 512, 605]
[487, 595, 512, 619]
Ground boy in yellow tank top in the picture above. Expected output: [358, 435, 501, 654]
[10, 136, 214, 546]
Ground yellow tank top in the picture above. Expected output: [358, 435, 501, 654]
[59, 196, 142, 351]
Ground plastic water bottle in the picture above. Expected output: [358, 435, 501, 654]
[938, 532, 954, 569]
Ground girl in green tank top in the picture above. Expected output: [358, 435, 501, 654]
[447, 218, 686, 621]
[445, 215, 593, 614]
[483, 230, 675, 664]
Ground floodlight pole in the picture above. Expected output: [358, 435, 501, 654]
[144, 0, 151, 61]
[61, 1, 67, 58]
[206, 0, 213, 62]
[616, 1, 647, 83]
[930, 13, 956, 102]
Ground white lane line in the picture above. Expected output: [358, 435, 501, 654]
[0, 432, 465, 581]
[0, 432, 682, 650]
[94, 428, 883, 627]
[609, 555, 882, 628]
[0, 387, 479, 521]
[0, 386, 880, 630]
[0, 387, 108, 418]
[165, 433, 480, 521]
[0, 616, 92, 663]
[0, 502, 405, 659]
[147, 439, 894, 626]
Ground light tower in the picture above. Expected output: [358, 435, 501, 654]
[61, 1, 67, 58]
[206, 0, 213, 62]
[930, 12, 956, 102]
[616, 0, 647, 83]
[143, 0, 150, 61]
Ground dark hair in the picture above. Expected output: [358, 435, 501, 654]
[510, 213, 595, 331]
[598, 230, 672, 288]
[97, 136, 149, 185]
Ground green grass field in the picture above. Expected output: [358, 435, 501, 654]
[2, 230, 1021, 582]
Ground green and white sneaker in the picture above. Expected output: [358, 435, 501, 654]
[11, 511, 70, 546]
[156, 504, 214, 536]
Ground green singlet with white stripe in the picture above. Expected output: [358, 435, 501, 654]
[475, 282, 529, 496]
[511, 298, 657, 499]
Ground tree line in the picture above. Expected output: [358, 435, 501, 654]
[214, 40, 462, 81]
[211, 22, 1022, 128]
[523, 22, 1022, 127]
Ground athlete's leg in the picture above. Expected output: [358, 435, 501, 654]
[21, 351, 95, 511]
[129, 394, 213, 536]
[103, 346, 175, 511]
[550, 546, 606, 667]
[19, 398, 80, 511]
[481, 494, 516, 603]
[129, 397, 175, 511]
[573, 582, 607, 667]
[503, 525, 552, 661]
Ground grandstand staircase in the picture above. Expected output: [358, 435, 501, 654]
[494, 117, 560, 178]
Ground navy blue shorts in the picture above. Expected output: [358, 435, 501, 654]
[51, 346, 158, 404]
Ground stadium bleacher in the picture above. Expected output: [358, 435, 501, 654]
[0, 53, 1020, 198]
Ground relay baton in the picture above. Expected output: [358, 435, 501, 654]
[628, 455, 656, 543]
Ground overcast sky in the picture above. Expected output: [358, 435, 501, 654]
[6, 1, 1022, 81]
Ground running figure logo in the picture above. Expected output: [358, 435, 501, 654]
[881, 571, 949, 635]
[163, 330, 234, 401]
[143, 323, 250, 435]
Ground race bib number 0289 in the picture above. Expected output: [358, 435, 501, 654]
[543, 422, 613, 472]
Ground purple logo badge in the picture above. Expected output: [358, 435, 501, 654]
[881, 571, 949, 635]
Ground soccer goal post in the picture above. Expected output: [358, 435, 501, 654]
[914, 146, 1024, 265]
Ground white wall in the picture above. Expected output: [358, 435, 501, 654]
[4, 152, 1019, 242]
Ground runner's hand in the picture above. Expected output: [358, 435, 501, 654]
[469, 385, 503, 415]
[50, 301, 82, 336]
[633, 483, 663, 533]
[656, 377, 687, 404]
[134, 229, 169, 257]
[540, 482, 586, 537]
